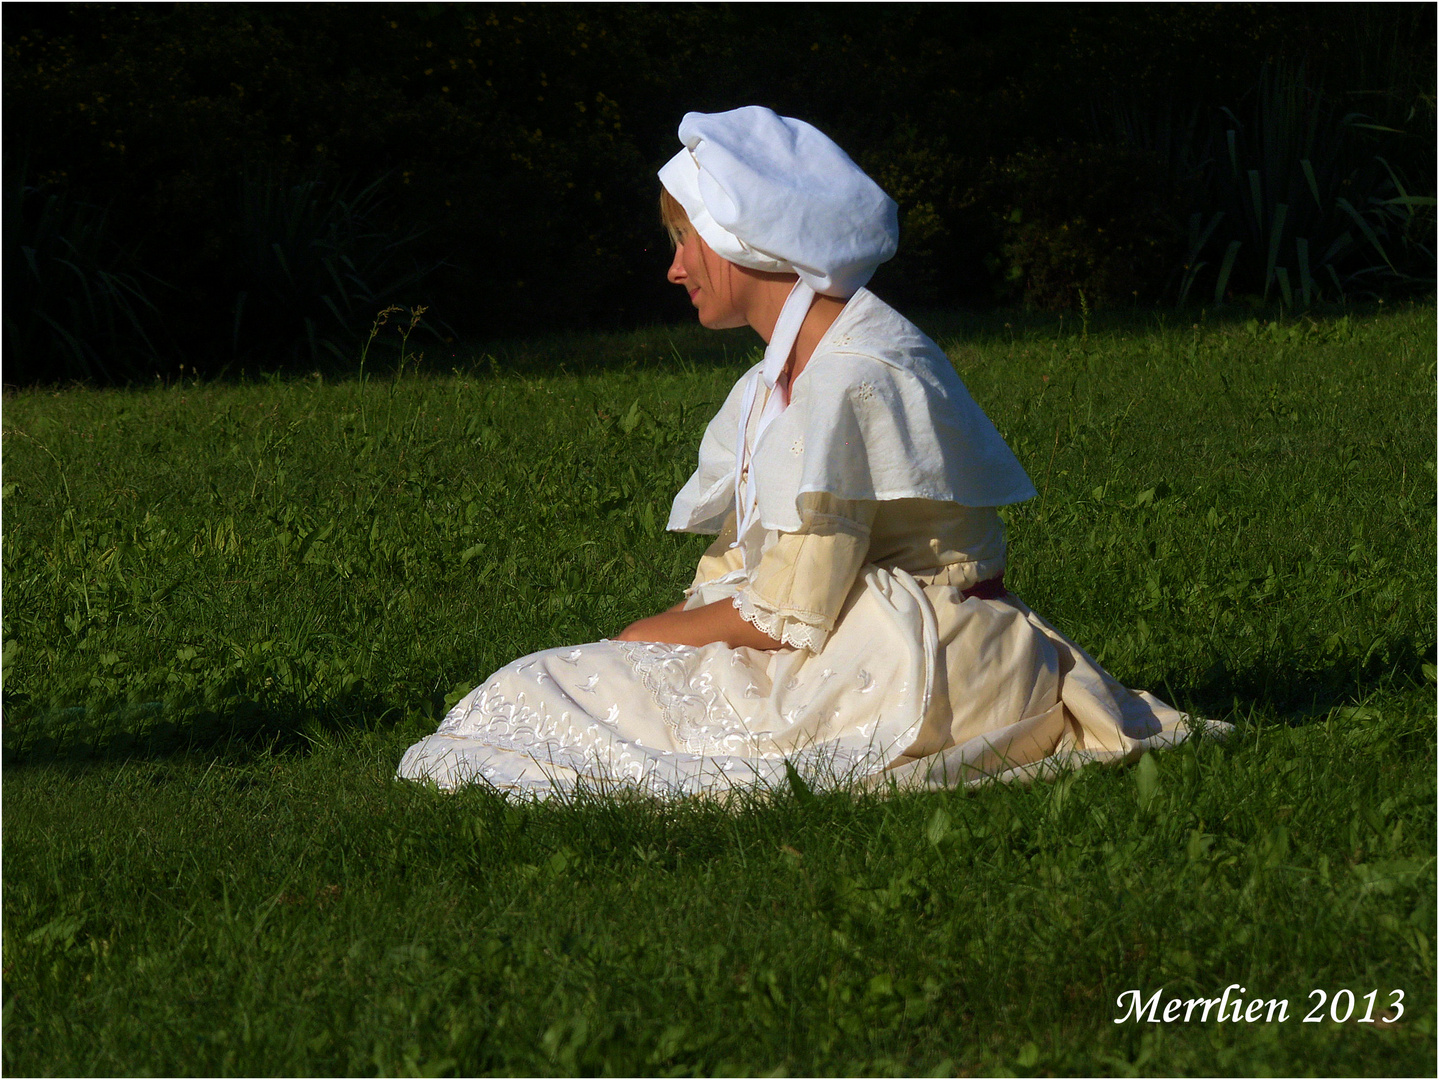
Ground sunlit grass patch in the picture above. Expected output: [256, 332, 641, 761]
[3, 302, 1434, 1075]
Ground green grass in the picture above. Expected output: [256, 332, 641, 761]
[3, 302, 1435, 1075]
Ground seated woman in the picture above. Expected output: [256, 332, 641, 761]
[398, 106, 1211, 797]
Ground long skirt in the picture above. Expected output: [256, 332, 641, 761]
[396, 565, 1214, 797]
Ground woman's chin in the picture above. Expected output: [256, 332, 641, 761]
[699, 311, 747, 331]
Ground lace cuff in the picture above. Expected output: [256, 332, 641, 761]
[732, 590, 831, 652]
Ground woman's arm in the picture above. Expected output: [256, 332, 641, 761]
[623, 493, 876, 651]
[615, 599, 782, 649]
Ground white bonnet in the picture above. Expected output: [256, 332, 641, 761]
[657, 106, 899, 298]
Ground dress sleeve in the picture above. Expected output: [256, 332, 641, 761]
[733, 492, 876, 652]
[686, 510, 744, 594]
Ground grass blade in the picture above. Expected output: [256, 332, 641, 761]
[1320, 231, 1354, 266]
[1300, 159, 1323, 211]
[1324, 262, 1346, 301]
[1336, 196, 1394, 271]
[1214, 240, 1242, 304]
[1275, 265, 1294, 309]
[1297, 238, 1313, 306]
[1264, 203, 1289, 296]
[1188, 211, 1225, 262]
[1177, 260, 1208, 307]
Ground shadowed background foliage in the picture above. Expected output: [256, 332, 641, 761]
[4, 2, 1434, 383]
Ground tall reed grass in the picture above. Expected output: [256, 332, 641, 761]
[1103, 63, 1435, 309]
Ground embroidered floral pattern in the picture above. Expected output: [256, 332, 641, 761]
[406, 628, 946, 797]
[435, 680, 652, 783]
[615, 641, 779, 756]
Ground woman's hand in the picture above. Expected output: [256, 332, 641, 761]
[615, 599, 783, 650]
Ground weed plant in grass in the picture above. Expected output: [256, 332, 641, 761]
[3, 303, 1434, 1075]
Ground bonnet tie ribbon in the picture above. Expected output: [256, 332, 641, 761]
[731, 280, 816, 548]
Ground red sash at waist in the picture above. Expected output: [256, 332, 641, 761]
[962, 573, 1007, 601]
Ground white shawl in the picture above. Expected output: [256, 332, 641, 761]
[668, 290, 1036, 536]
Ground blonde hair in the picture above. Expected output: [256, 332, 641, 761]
[659, 187, 691, 248]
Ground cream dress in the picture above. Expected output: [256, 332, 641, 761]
[397, 371, 1202, 797]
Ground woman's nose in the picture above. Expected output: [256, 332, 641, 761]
[667, 244, 686, 284]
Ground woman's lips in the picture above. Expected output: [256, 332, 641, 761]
[688, 288, 700, 304]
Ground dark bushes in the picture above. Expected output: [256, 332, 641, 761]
[1110, 64, 1435, 309]
[4, 169, 172, 384]
[972, 142, 1185, 311]
[974, 64, 1434, 313]
[227, 171, 444, 370]
[3, 5, 1433, 381]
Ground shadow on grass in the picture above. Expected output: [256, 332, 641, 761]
[5, 642, 1429, 775]
[417, 297, 1397, 381]
[288, 319, 763, 385]
[83, 297, 1402, 390]
[0, 686, 428, 772]
[1152, 641, 1433, 733]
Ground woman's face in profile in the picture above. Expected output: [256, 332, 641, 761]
[667, 228, 748, 331]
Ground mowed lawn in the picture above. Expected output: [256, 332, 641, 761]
[3, 303, 1434, 1076]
